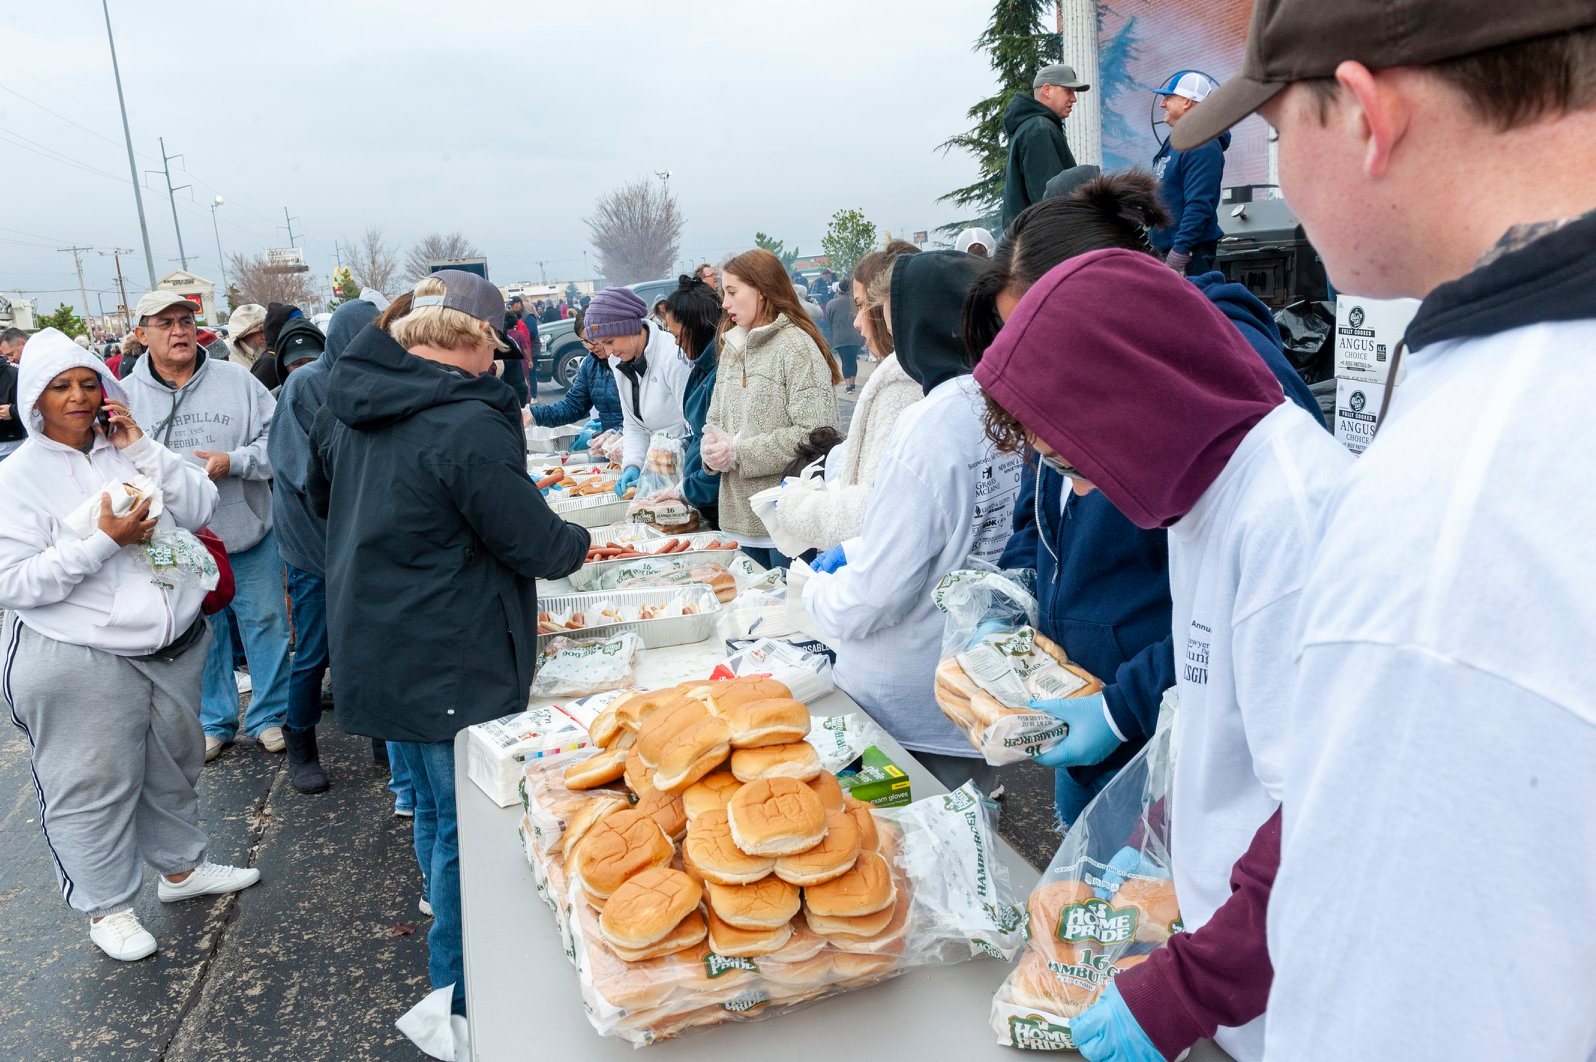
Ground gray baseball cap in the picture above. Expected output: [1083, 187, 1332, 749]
[1033, 64, 1091, 92]
[411, 270, 503, 327]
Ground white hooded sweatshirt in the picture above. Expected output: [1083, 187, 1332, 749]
[610, 323, 691, 474]
[0, 329, 218, 656]
[803, 375, 1023, 756]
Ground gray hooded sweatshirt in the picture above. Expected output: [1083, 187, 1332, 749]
[123, 349, 275, 553]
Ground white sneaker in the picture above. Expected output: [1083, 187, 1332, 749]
[234, 669, 252, 695]
[90, 909, 157, 961]
[158, 861, 261, 903]
[204, 736, 228, 762]
[256, 726, 285, 753]
[419, 897, 433, 917]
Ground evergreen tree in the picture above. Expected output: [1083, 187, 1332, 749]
[753, 232, 799, 270]
[938, 0, 1054, 227]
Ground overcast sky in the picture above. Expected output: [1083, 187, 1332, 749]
[1, 0, 1000, 316]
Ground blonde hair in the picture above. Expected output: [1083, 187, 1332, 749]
[389, 276, 508, 353]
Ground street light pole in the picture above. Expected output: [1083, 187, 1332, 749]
[211, 195, 228, 295]
[102, 0, 156, 287]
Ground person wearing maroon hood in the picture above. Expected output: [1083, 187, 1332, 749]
[975, 247, 1350, 1060]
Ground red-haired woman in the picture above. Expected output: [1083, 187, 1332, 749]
[701, 249, 840, 569]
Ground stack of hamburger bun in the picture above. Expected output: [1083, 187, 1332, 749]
[933, 628, 1102, 762]
[522, 677, 914, 1043]
[993, 873, 1179, 1026]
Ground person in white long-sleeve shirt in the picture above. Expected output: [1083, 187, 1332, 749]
[803, 250, 1021, 794]
[582, 287, 690, 498]
[0, 329, 260, 963]
[974, 249, 1351, 1060]
[1164, 4, 1596, 1058]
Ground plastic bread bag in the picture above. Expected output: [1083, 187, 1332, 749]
[708, 637, 835, 705]
[990, 692, 1182, 1050]
[637, 430, 686, 499]
[716, 568, 795, 641]
[64, 474, 219, 593]
[803, 712, 895, 774]
[531, 632, 643, 699]
[931, 567, 1102, 766]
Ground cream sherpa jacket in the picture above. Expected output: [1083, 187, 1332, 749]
[705, 314, 838, 538]
[765, 353, 921, 552]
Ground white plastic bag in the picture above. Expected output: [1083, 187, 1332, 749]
[990, 695, 1181, 1049]
[709, 637, 835, 704]
[748, 458, 827, 558]
[65, 475, 218, 593]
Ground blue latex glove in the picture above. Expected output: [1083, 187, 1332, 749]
[1029, 692, 1120, 768]
[1094, 845, 1164, 899]
[964, 617, 1011, 649]
[572, 422, 599, 451]
[1071, 983, 1162, 1062]
[812, 544, 847, 573]
[614, 467, 641, 498]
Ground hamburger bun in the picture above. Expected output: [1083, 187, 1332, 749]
[614, 688, 695, 733]
[1004, 950, 1100, 1018]
[720, 697, 811, 748]
[704, 874, 801, 930]
[631, 784, 687, 842]
[762, 917, 827, 965]
[705, 676, 794, 717]
[624, 748, 651, 794]
[802, 850, 894, 918]
[729, 741, 822, 783]
[759, 947, 833, 988]
[636, 697, 715, 766]
[1115, 877, 1182, 944]
[600, 866, 703, 950]
[820, 879, 911, 954]
[1027, 879, 1097, 963]
[843, 796, 880, 852]
[682, 772, 742, 821]
[704, 903, 793, 958]
[726, 777, 827, 857]
[683, 808, 776, 885]
[653, 742, 730, 794]
[829, 949, 898, 983]
[563, 745, 630, 790]
[773, 811, 861, 886]
[607, 908, 707, 962]
[803, 901, 894, 939]
[570, 808, 674, 899]
[561, 793, 630, 863]
[578, 905, 678, 1009]
[806, 770, 845, 814]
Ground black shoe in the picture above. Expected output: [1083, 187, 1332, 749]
[284, 727, 330, 794]
[371, 737, 390, 772]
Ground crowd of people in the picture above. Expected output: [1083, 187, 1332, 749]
[1, 1, 1592, 1057]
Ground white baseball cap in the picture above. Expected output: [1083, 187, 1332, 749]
[1153, 70, 1220, 103]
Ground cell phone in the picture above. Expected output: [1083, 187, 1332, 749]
[97, 409, 112, 434]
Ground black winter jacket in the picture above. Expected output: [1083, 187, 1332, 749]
[1001, 93, 1077, 229]
[0, 359, 25, 443]
[307, 326, 589, 742]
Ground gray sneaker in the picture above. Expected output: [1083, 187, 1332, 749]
[256, 726, 286, 753]
[204, 735, 229, 762]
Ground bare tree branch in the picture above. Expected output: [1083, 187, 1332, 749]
[347, 226, 400, 296]
[403, 231, 483, 283]
[226, 251, 315, 308]
[585, 179, 684, 286]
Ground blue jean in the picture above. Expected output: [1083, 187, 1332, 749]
[389, 744, 417, 812]
[284, 565, 329, 733]
[200, 531, 293, 741]
[1054, 765, 1115, 830]
[392, 739, 465, 1016]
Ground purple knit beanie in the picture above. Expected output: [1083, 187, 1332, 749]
[583, 287, 647, 338]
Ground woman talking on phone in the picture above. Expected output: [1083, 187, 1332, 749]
[0, 329, 260, 964]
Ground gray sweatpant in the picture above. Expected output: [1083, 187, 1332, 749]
[2, 613, 212, 916]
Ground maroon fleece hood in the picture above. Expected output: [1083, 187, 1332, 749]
[973, 248, 1285, 530]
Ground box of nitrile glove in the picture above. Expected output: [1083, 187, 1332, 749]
[837, 745, 912, 808]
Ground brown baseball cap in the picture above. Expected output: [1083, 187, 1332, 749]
[1171, 0, 1596, 150]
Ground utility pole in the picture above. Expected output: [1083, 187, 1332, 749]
[210, 196, 228, 295]
[102, 0, 156, 288]
[98, 248, 133, 331]
[537, 260, 548, 285]
[282, 208, 299, 247]
[147, 137, 191, 270]
[332, 240, 343, 267]
[58, 246, 94, 323]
